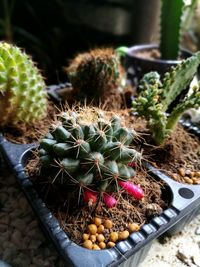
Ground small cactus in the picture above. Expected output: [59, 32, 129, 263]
[132, 52, 200, 145]
[66, 48, 126, 109]
[39, 107, 142, 207]
[0, 42, 47, 126]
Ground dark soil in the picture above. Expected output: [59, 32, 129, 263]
[1, 101, 58, 144]
[25, 108, 199, 246]
[27, 154, 169, 246]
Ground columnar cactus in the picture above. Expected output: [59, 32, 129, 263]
[132, 52, 200, 145]
[66, 48, 126, 108]
[39, 107, 143, 207]
[0, 42, 47, 126]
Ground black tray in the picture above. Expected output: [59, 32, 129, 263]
[1, 134, 200, 267]
[1, 83, 200, 266]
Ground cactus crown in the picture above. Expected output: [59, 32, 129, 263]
[0, 42, 47, 126]
[132, 52, 200, 145]
[66, 48, 125, 106]
[39, 107, 141, 202]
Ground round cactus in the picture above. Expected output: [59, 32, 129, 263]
[0, 42, 47, 126]
[39, 107, 142, 206]
[66, 48, 125, 109]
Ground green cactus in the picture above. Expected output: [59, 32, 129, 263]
[160, 0, 185, 59]
[66, 48, 126, 108]
[0, 42, 47, 126]
[39, 107, 141, 200]
[132, 52, 200, 145]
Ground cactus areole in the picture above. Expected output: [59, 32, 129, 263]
[39, 108, 142, 208]
[0, 42, 47, 126]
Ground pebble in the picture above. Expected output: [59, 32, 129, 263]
[195, 226, 200, 235]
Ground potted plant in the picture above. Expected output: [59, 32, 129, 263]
[0, 45, 200, 266]
[132, 51, 200, 184]
[119, 0, 197, 85]
[0, 41, 73, 145]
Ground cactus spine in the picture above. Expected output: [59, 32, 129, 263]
[66, 48, 125, 108]
[132, 52, 200, 145]
[39, 107, 142, 206]
[0, 42, 47, 126]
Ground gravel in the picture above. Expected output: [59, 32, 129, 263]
[0, 159, 200, 267]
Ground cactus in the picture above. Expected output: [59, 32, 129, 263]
[132, 52, 200, 145]
[0, 42, 47, 126]
[39, 107, 142, 207]
[160, 0, 185, 59]
[66, 48, 126, 108]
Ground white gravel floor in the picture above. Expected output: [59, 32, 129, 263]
[0, 159, 200, 267]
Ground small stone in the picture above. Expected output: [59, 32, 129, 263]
[172, 173, 180, 181]
[146, 203, 163, 218]
[178, 168, 185, 177]
[184, 177, 193, 184]
[192, 255, 200, 267]
[185, 169, 191, 176]
[11, 218, 26, 231]
[195, 226, 200, 235]
[11, 229, 22, 247]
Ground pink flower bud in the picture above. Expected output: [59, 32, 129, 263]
[118, 181, 144, 200]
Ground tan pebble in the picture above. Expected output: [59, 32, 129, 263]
[109, 232, 118, 242]
[97, 225, 105, 233]
[189, 171, 195, 178]
[99, 242, 106, 249]
[104, 219, 113, 229]
[178, 168, 185, 177]
[83, 240, 93, 249]
[191, 177, 199, 184]
[184, 177, 193, 184]
[172, 173, 179, 180]
[196, 171, 200, 177]
[97, 234, 105, 242]
[90, 235, 96, 243]
[107, 241, 115, 248]
[118, 230, 129, 240]
[129, 223, 140, 233]
[88, 224, 97, 235]
[93, 217, 102, 226]
[82, 233, 89, 241]
[92, 244, 101, 250]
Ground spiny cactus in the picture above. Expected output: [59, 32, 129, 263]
[66, 48, 126, 109]
[132, 52, 200, 145]
[39, 107, 143, 207]
[0, 42, 47, 126]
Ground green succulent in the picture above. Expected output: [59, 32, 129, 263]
[132, 52, 200, 145]
[0, 42, 47, 126]
[39, 107, 141, 196]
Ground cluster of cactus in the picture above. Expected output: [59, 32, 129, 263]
[39, 107, 143, 208]
[66, 48, 126, 108]
[0, 42, 47, 126]
[132, 52, 200, 145]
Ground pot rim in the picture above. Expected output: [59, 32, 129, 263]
[126, 44, 193, 65]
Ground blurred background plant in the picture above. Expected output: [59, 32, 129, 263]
[0, 0, 200, 84]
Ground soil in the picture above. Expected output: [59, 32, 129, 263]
[24, 108, 199, 246]
[27, 154, 169, 246]
[1, 101, 59, 144]
[135, 49, 183, 61]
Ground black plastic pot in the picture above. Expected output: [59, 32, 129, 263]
[0, 122, 200, 266]
[125, 44, 193, 86]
